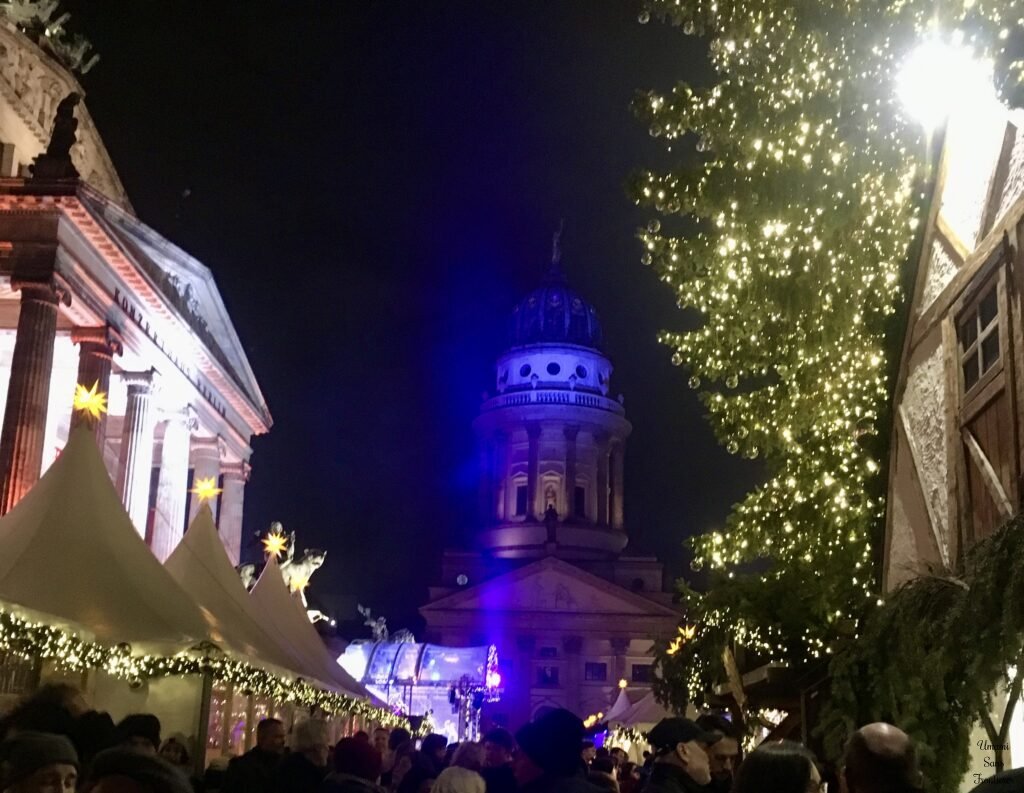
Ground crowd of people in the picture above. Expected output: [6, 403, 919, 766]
[0, 680, 1009, 793]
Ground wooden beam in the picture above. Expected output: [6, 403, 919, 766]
[963, 427, 1015, 518]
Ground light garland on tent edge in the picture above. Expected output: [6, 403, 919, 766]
[0, 607, 406, 728]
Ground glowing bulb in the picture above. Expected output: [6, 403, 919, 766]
[896, 36, 995, 130]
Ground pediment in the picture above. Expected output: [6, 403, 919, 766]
[78, 192, 270, 424]
[423, 557, 679, 618]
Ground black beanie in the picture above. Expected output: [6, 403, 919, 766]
[1, 730, 79, 786]
[515, 709, 585, 778]
[115, 713, 161, 751]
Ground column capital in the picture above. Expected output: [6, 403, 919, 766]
[120, 368, 157, 391]
[610, 637, 631, 654]
[71, 323, 123, 356]
[12, 273, 71, 307]
[190, 434, 225, 458]
[222, 460, 251, 482]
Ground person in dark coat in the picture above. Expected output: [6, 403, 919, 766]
[642, 718, 721, 793]
[221, 718, 285, 793]
[480, 728, 516, 793]
[320, 737, 384, 793]
[277, 720, 330, 793]
[512, 709, 603, 793]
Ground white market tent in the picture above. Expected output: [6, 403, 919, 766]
[0, 425, 381, 768]
[165, 506, 368, 697]
[164, 505, 312, 677]
[250, 555, 370, 698]
[0, 425, 222, 652]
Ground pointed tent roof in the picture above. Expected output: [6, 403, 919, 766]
[249, 556, 369, 698]
[614, 690, 673, 728]
[164, 506, 308, 676]
[605, 687, 637, 723]
[0, 426, 220, 650]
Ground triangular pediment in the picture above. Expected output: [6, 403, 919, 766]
[422, 557, 679, 618]
[77, 191, 271, 427]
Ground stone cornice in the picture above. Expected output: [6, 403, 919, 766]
[0, 190, 271, 437]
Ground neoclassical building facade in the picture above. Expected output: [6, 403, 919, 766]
[421, 241, 680, 729]
[0, 15, 270, 563]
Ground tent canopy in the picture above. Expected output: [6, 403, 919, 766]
[165, 505, 310, 676]
[250, 556, 369, 698]
[0, 425, 221, 651]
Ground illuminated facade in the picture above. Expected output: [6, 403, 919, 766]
[0, 17, 270, 563]
[421, 240, 680, 730]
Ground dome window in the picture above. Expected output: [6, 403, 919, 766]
[547, 362, 561, 376]
[575, 365, 587, 379]
[520, 364, 532, 377]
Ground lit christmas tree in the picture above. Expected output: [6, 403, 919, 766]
[633, 0, 1022, 706]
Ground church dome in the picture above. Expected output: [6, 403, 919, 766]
[508, 255, 603, 351]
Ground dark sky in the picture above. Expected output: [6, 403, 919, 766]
[61, 1, 757, 630]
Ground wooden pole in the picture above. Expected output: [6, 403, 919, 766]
[195, 672, 214, 780]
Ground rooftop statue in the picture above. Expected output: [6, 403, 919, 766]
[31, 92, 80, 179]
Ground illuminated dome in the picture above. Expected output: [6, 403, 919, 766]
[508, 255, 603, 351]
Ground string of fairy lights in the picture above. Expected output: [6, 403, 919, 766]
[0, 607, 405, 726]
[635, 0, 1022, 694]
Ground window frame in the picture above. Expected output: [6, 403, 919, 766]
[955, 263, 1009, 422]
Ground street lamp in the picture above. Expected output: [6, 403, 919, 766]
[896, 35, 996, 130]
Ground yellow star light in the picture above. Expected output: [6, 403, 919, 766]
[262, 532, 288, 559]
[73, 381, 107, 421]
[190, 477, 222, 503]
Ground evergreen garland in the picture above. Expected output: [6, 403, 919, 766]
[822, 514, 1024, 793]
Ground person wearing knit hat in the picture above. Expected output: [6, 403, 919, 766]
[0, 730, 79, 793]
[114, 715, 161, 756]
[82, 747, 192, 793]
[321, 737, 384, 793]
[513, 709, 604, 793]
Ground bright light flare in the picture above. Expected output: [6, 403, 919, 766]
[190, 477, 222, 503]
[897, 36, 995, 130]
[262, 532, 288, 559]
[72, 381, 107, 421]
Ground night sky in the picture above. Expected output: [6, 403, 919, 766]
[61, 1, 758, 631]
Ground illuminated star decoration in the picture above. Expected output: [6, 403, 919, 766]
[262, 531, 288, 559]
[190, 477, 222, 504]
[72, 381, 107, 422]
[666, 624, 698, 656]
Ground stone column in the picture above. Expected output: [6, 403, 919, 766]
[150, 409, 195, 562]
[0, 277, 70, 515]
[478, 438, 492, 524]
[188, 436, 222, 526]
[563, 425, 579, 521]
[492, 432, 506, 522]
[526, 423, 540, 521]
[610, 637, 630, 686]
[516, 635, 536, 726]
[219, 461, 250, 565]
[562, 636, 583, 716]
[595, 433, 610, 526]
[69, 325, 123, 443]
[116, 370, 157, 538]
[611, 442, 625, 529]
